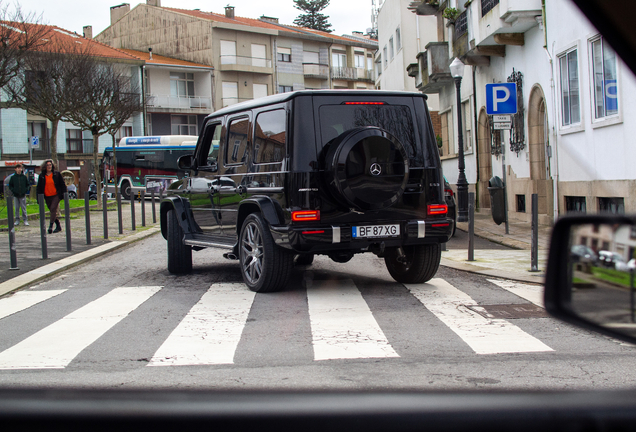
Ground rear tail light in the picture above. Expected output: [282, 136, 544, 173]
[427, 204, 448, 216]
[444, 187, 454, 197]
[344, 102, 385, 105]
[292, 210, 321, 222]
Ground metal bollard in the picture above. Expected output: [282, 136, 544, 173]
[130, 193, 136, 231]
[38, 194, 48, 259]
[468, 192, 475, 262]
[151, 190, 156, 224]
[7, 196, 18, 269]
[117, 192, 123, 235]
[141, 192, 146, 227]
[64, 192, 71, 252]
[102, 192, 108, 240]
[85, 191, 91, 245]
[530, 193, 539, 272]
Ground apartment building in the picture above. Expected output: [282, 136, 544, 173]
[407, 0, 636, 224]
[95, 0, 377, 117]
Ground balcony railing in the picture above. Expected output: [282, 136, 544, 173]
[303, 63, 329, 78]
[455, 10, 468, 38]
[147, 94, 212, 110]
[481, 0, 500, 16]
[331, 66, 357, 80]
[220, 55, 272, 68]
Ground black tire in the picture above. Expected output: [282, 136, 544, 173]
[295, 253, 314, 266]
[68, 191, 77, 199]
[121, 181, 132, 201]
[167, 209, 192, 274]
[239, 212, 293, 293]
[384, 244, 441, 284]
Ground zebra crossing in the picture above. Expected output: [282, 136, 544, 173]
[0, 278, 555, 370]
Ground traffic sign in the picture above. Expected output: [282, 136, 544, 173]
[493, 115, 511, 123]
[493, 122, 512, 130]
[486, 83, 517, 115]
[30, 136, 39, 148]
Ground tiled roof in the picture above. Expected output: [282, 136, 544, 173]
[117, 48, 213, 68]
[3, 21, 143, 62]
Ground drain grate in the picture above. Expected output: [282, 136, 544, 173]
[466, 304, 548, 319]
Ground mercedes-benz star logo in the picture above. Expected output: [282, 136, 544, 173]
[369, 163, 382, 176]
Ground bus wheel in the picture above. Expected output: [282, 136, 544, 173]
[167, 209, 192, 274]
[121, 181, 132, 200]
[239, 212, 292, 293]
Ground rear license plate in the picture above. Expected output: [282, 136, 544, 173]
[352, 224, 400, 238]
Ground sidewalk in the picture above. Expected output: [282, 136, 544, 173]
[442, 209, 552, 285]
[0, 199, 161, 296]
[0, 204, 553, 297]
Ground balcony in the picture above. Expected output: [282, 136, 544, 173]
[416, 42, 453, 94]
[219, 55, 273, 74]
[147, 95, 212, 112]
[474, 0, 542, 48]
[331, 66, 357, 81]
[303, 63, 329, 80]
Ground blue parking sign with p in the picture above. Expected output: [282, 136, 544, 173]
[486, 83, 517, 115]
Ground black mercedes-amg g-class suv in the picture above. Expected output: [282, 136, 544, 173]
[160, 90, 452, 292]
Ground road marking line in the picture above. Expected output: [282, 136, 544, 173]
[0, 290, 67, 320]
[487, 279, 544, 307]
[306, 279, 399, 361]
[149, 283, 256, 366]
[406, 279, 552, 355]
[0, 286, 162, 369]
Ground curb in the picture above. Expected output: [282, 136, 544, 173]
[0, 227, 161, 298]
[440, 257, 546, 285]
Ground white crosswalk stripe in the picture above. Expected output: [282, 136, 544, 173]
[0, 290, 67, 320]
[149, 283, 256, 366]
[0, 278, 558, 369]
[487, 279, 544, 307]
[306, 279, 399, 361]
[0, 286, 162, 369]
[406, 279, 553, 355]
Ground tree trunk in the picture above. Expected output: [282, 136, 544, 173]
[50, 119, 59, 168]
[92, 133, 103, 209]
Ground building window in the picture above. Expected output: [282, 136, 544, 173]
[171, 115, 197, 135]
[559, 49, 580, 126]
[383, 47, 387, 69]
[590, 37, 618, 119]
[395, 27, 402, 51]
[277, 47, 291, 62]
[170, 72, 194, 98]
[220, 40, 237, 64]
[222, 81, 238, 107]
[252, 44, 267, 67]
[440, 111, 454, 156]
[516, 195, 526, 213]
[376, 58, 382, 76]
[278, 85, 293, 93]
[66, 129, 83, 154]
[461, 100, 472, 152]
[598, 197, 624, 214]
[565, 196, 586, 213]
[354, 53, 365, 68]
[389, 36, 394, 60]
[332, 52, 346, 68]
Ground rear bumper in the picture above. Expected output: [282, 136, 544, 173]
[270, 219, 452, 253]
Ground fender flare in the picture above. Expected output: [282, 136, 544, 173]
[236, 197, 285, 236]
[160, 196, 195, 240]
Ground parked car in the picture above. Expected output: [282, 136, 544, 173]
[570, 244, 597, 264]
[162, 90, 452, 292]
[443, 176, 457, 237]
[598, 250, 624, 268]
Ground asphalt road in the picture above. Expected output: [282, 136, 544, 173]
[1, 234, 636, 391]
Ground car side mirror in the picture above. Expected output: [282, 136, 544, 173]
[545, 214, 636, 344]
[177, 154, 194, 170]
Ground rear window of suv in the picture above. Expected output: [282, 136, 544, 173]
[319, 104, 419, 160]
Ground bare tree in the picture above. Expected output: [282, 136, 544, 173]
[0, 2, 48, 90]
[5, 40, 94, 167]
[64, 61, 144, 205]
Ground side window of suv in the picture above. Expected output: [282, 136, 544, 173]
[254, 109, 286, 165]
[197, 122, 222, 168]
[225, 117, 250, 166]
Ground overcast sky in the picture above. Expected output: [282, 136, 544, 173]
[14, 0, 376, 38]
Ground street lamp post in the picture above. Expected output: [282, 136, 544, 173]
[450, 57, 468, 223]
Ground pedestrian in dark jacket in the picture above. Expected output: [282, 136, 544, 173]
[8, 163, 30, 226]
[36, 159, 67, 234]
